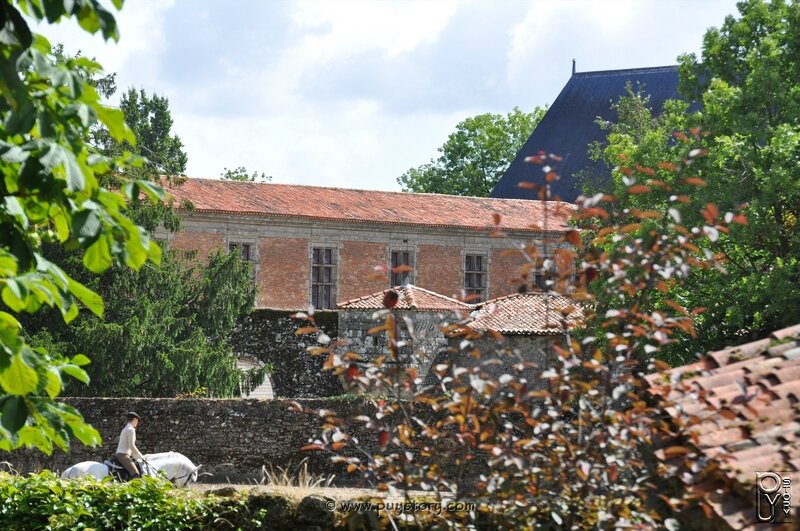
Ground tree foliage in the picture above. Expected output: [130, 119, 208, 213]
[26, 247, 256, 397]
[19, 52, 259, 398]
[397, 107, 546, 197]
[589, 0, 800, 362]
[296, 141, 737, 528]
[0, 0, 164, 453]
[114, 88, 188, 179]
[221, 166, 271, 182]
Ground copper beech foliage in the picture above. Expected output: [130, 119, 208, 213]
[293, 132, 745, 529]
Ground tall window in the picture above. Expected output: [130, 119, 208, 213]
[312, 247, 336, 309]
[390, 250, 412, 286]
[228, 242, 251, 261]
[464, 254, 487, 301]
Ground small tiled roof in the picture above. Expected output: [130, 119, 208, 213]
[647, 324, 800, 529]
[337, 285, 473, 311]
[165, 178, 574, 232]
[467, 292, 584, 335]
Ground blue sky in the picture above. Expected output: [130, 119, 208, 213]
[39, 0, 740, 191]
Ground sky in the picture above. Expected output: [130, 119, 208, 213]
[36, 0, 741, 191]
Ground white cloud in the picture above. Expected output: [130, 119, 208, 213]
[178, 98, 470, 191]
[290, 0, 463, 59]
[31, 1, 174, 100]
[28, 0, 745, 192]
[506, 0, 737, 89]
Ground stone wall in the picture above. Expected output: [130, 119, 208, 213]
[463, 334, 555, 385]
[338, 309, 455, 380]
[232, 309, 343, 398]
[3, 398, 378, 483]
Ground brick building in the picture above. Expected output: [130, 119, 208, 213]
[161, 178, 574, 310]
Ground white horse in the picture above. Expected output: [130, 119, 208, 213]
[61, 451, 202, 487]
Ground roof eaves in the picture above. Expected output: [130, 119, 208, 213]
[177, 207, 569, 233]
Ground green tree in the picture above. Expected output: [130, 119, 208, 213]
[589, 0, 800, 362]
[220, 166, 271, 182]
[20, 50, 260, 397]
[26, 246, 256, 397]
[113, 88, 187, 179]
[0, 0, 164, 453]
[397, 106, 546, 197]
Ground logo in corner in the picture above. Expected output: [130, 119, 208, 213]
[756, 472, 792, 524]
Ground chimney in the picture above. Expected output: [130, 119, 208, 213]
[572, 59, 576, 75]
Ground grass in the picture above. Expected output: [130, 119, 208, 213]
[258, 458, 336, 501]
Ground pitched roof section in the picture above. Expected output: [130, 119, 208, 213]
[492, 66, 685, 203]
[647, 324, 800, 528]
[467, 292, 585, 335]
[337, 285, 473, 311]
[165, 178, 575, 233]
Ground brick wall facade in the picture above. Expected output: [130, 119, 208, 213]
[170, 230, 224, 263]
[338, 241, 388, 302]
[416, 244, 464, 298]
[256, 237, 310, 309]
[489, 248, 528, 299]
[163, 214, 557, 310]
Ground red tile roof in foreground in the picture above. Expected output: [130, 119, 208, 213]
[647, 324, 800, 529]
[467, 292, 585, 335]
[164, 178, 575, 232]
[337, 285, 473, 311]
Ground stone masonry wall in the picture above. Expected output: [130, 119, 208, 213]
[338, 309, 458, 380]
[2, 398, 379, 483]
[231, 309, 343, 398]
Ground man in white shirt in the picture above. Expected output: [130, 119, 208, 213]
[115, 411, 144, 480]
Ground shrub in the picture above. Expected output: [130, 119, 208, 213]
[0, 471, 266, 531]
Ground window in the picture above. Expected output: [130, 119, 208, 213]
[464, 254, 487, 301]
[175, 249, 198, 261]
[312, 247, 336, 309]
[228, 242, 251, 261]
[390, 250, 412, 286]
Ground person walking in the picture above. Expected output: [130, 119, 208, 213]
[115, 411, 145, 480]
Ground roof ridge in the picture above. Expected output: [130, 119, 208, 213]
[407, 285, 473, 307]
[337, 284, 473, 309]
[479, 290, 555, 306]
[404, 285, 418, 309]
[170, 177, 576, 206]
[573, 65, 678, 77]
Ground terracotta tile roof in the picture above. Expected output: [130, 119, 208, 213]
[467, 292, 585, 335]
[647, 324, 800, 528]
[164, 178, 575, 232]
[337, 285, 473, 311]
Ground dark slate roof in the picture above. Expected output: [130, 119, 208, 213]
[491, 66, 683, 203]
